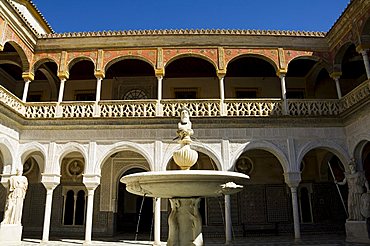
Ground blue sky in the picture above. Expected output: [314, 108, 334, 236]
[32, 0, 350, 33]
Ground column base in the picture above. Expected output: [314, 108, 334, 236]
[0, 224, 22, 245]
[345, 220, 370, 244]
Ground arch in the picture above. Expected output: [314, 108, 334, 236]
[96, 142, 154, 174]
[162, 142, 222, 171]
[360, 14, 370, 36]
[286, 55, 321, 68]
[104, 55, 155, 73]
[2, 41, 30, 71]
[55, 142, 88, 174]
[297, 140, 350, 172]
[334, 42, 353, 65]
[164, 53, 218, 72]
[353, 138, 370, 169]
[19, 142, 47, 173]
[67, 56, 96, 72]
[226, 54, 279, 73]
[231, 140, 289, 173]
[31, 57, 59, 74]
[0, 138, 14, 174]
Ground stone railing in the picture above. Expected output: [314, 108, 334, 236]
[339, 81, 370, 112]
[0, 81, 369, 119]
[287, 99, 340, 116]
[60, 101, 95, 118]
[161, 99, 221, 117]
[225, 99, 282, 116]
[99, 100, 157, 117]
[25, 102, 57, 118]
[0, 86, 25, 115]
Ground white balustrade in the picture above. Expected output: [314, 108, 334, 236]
[0, 82, 369, 119]
[0, 85, 25, 115]
[225, 99, 282, 116]
[340, 82, 370, 112]
[61, 102, 95, 118]
[161, 99, 221, 117]
[99, 100, 157, 117]
[288, 99, 340, 116]
[25, 103, 56, 118]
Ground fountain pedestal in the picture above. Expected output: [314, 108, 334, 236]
[168, 198, 203, 246]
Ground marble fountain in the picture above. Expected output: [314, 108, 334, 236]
[121, 108, 249, 246]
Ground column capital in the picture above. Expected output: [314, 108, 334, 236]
[155, 68, 164, 77]
[83, 174, 101, 190]
[329, 71, 342, 79]
[356, 44, 369, 53]
[57, 71, 69, 80]
[217, 69, 227, 79]
[276, 69, 287, 78]
[94, 70, 105, 79]
[284, 172, 301, 188]
[22, 72, 34, 81]
[41, 173, 61, 190]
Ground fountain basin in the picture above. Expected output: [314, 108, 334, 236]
[120, 170, 249, 198]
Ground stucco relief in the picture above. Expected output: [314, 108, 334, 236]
[163, 48, 218, 69]
[224, 48, 279, 70]
[103, 49, 156, 71]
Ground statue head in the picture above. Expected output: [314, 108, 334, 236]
[349, 159, 357, 173]
[180, 107, 190, 123]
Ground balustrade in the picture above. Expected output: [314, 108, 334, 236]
[0, 80, 368, 119]
[225, 99, 282, 116]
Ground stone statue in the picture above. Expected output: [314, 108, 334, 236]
[337, 159, 369, 221]
[1, 169, 28, 225]
[176, 107, 193, 143]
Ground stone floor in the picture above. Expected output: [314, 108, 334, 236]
[19, 234, 370, 245]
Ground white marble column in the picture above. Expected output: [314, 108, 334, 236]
[359, 49, 370, 79]
[41, 174, 60, 243]
[95, 77, 103, 102]
[330, 72, 342, 99]
[22, 79, 31, 102]
[224, 195, 232, 245]
[94, 76, 103, 117]
[279, 73, 288, 115]
[156, 75, 163, 116]
[58, 78, 66, 103]
[290, 186, 301, 239]
[84, 188, 95, 244]
[218, 74, 226, 116]
[153, 197, 161, 245]
[83, 175, 100, 244]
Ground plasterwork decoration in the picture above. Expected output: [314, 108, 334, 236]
[59, 51, 68, 74]
[218, 47, 225, 70]
[96, 49, 104, 72]
[284, 50, 314, 67]
[32, 52, 61, 71]
[3, 25, 33, 70]
[163, 48, 218, 68]
[103, 49, 157, 71]
[157, 48, 163, 69]
[67, 50, 98, 68]
[224, 48, 279, 70]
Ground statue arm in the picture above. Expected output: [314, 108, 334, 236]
[336, 177, 347, 185]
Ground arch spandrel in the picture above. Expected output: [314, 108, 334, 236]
[296, 140, 351, 172]
[103, 49, 156, 72]
[104, 55, 156, 74]
[224, 48, 279, 72]
[163, 48, 218, 70]
[284, 50, 317, 68]
[231, 140, 289, 173]
[32, 54, 60, 73]
[96, 142, 154, 175]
